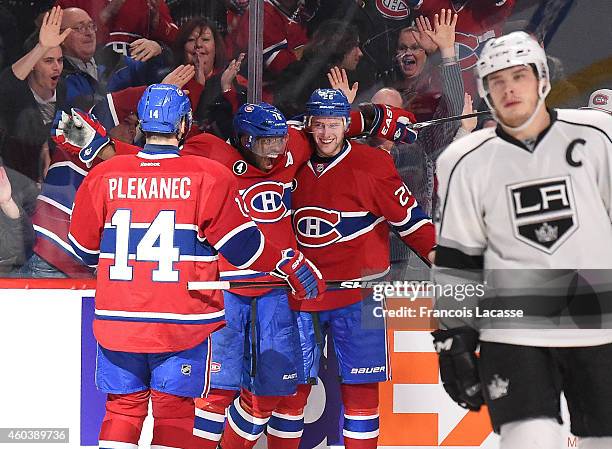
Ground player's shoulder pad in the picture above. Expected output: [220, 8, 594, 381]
[183, 152, 235, 177]
[348, 140, 397, 176]
[555, 108, 612, 142]
[437, 127, 497, 175]
[87, 153, 132, 175]
[183, 133, 238, 159]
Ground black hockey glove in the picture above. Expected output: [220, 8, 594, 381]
[432, 327, 484, 411]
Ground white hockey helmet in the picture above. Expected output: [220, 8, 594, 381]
[476, 31, 550, 110]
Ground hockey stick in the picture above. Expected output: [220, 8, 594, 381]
[188, 274, 431, 291]
[189, 279, 360, 291]
[409, 110, 490, 130]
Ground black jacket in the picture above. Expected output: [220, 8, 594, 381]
[0, 67, 67, 181]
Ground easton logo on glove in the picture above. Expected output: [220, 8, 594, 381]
[372, 104, 419, 144]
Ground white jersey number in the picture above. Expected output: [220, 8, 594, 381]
[394, 184, 412, 207]
[109, 209, 180, 282]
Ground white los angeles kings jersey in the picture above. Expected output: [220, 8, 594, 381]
[436, 108, 612, 347]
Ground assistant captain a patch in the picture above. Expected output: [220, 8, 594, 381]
[507, 176, 578, 254]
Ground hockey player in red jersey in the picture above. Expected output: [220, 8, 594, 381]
[266, 89, 436, 449]
[54, 90, 425, 448]
[68, 84, 324, 449]
[225, 0, 312, 77]
[185, 103, 315, 449]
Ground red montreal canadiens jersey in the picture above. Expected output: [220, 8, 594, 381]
[182, 130, 312, 296]
[68, 147, 281, 353]
[292, 142, 435, 311]
[418, 0, 515, 95]
[32, 146, 138, 277]
[226, 0, 308, 74]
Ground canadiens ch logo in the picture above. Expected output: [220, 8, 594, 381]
[455, 30, 495, 70]
[375, 0, 411, 19]
[507, 176, 578, 254]
[593, 93, 609, 106]
[233, 160, 248, 175]
[239, 181, 290, 222]
[293, 206, 342, 247]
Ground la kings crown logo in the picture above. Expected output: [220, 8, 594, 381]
[507, 176, 578, 254]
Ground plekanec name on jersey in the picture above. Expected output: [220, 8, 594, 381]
[108, 176, 192, 200]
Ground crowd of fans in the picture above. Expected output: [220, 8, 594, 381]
[0, 0, 608, 277]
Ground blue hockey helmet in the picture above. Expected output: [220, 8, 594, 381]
[137, 83, 192, 135]
[233, 103, 288, 158]
[304, 88, 351, 128]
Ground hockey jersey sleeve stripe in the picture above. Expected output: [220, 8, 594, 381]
[435, 245, 484, 270]
[38, 195, 72, 215]
[94, 308, 225, 325]
[220, 269, 263, 280]
[34, 224, 78, 258]
[437, 236, 485, 257]
[40, 163, 87, 210]
[338, 217, 386, 243]
[214, 221, 258, 249]
[387, 202, 417, 227]
[218, 226, 266, 269]
[397, 218, 433, 237]
[97, 440, 137, 449]
[47, 159, 88, 177]
[68, 232, 100, 267]
[32, 200, 71, 241]
[106, 92, 120, 127]
[263, 39, 288, 67]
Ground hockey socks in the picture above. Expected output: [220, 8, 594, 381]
[149, 390, 197, 449]
[221, 388, 282, 449]
[267, 384, 312, 449]
[341, 383, 380, 449]
[193, 388, 236, 448]
[99, 391, 149, 449]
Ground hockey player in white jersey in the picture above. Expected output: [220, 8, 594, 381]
[432, 31, 612, 449]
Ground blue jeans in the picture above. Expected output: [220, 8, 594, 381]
[16, 254, 67, 278]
